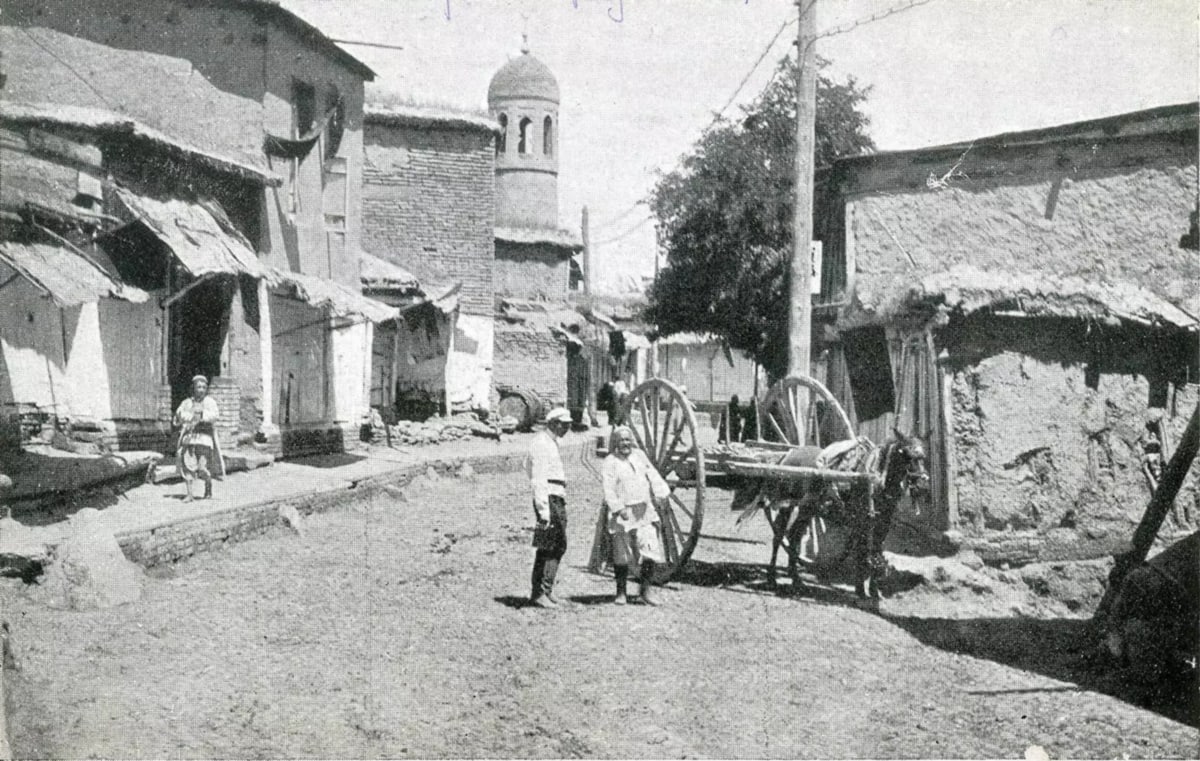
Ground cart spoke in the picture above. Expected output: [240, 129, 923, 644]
[656, 394, 676, 464]
[667, 502, 688, 546]
[668, 490, 695, 522]
[640, 392, 655, 458]
[662, 503, 686, 560]
[659, 507, 680, 565]
[658, 418, 687, 470]
[767, 409, 789, 443]
[627, 408, 650, 454]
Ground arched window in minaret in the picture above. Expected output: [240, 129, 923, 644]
[518, 117, 532, 154]
[543, 116, 554, 156]
[497, 113, 507, 155]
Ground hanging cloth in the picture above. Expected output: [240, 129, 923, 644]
[263, 105, 339, 159]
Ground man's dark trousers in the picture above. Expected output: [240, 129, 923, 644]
[531, 495, 568, 600]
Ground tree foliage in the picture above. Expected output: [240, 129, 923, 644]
[646, 56, 874, 378]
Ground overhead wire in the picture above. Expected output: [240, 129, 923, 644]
[591, 215, 654, 247]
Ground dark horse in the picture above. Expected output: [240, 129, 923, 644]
[735, 429, 930, 599]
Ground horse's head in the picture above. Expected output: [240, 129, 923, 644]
[891, 427, 931, 500]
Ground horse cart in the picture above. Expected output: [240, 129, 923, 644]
[609, 375, 929, 597]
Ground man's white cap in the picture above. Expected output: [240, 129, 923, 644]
[545, 407, 571, 424]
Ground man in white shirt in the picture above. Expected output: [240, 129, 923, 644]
[527, 407, 572, 608]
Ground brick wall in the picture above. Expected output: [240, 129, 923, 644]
[207, 377, 241, 452]
[362, 121, 495, 317]
[493, 326, 567, 406]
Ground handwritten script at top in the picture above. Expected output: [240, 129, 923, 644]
[441, 1, 751, 24]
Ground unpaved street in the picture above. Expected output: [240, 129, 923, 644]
[3, 449, 1196, 758]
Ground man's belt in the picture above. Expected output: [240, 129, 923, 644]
[547, 478, 566, 486]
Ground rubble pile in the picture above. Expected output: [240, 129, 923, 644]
[364, 411, 504, 446]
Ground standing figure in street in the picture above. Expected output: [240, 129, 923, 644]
[173, 375, 221, 502]
[609, 378, 630, 427]
[527, 407, 572, 608]
[601, 426, 671, 605]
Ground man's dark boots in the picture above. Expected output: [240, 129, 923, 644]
[614, 564, 629, 605]
[639, 560, 658, 606]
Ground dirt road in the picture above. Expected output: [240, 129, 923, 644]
[3, 451, 1196, 758]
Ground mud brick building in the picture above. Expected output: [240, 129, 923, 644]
[360, 41, 585, 418]
[809, 102, 1200, 565]
[361, 106, 498, 413]
[0, 0, 394, 459]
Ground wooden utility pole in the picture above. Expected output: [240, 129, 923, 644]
[581, 205, 592, 297]
[788, 0, 817, 379]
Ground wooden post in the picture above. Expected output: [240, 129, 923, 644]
[581, 205, 591, 297]
[1093, 404, 1200, 628]
[391, 323, 401, 410]
[788, 0, 817, 380]
[257, 279, 275, 437]
[444, 309, 456, 418]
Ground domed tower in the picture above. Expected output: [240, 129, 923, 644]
[488, 38, 560, 229]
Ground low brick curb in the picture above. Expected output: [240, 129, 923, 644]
[117, 451, 527, 568]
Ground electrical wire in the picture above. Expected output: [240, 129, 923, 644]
[590, 201, 648, 233]
[591, 215, 654, 247]
[816, 0, 941, 41]
[705, 15, 797, 133]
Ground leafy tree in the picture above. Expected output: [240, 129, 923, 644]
[646, 55, 874, 378]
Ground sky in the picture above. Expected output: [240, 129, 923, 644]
[284, 0, 1199, 294]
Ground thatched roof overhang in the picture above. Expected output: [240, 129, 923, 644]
[846, 265, 1199, 332]
[271, 267, 398, 323]
[1, 103, 282, 186]
[0, 241, 148, 307]
[359, 251, 420, 293]
[365, 106, 499, 135]
[108, 187, 276, 284]
[495, 226, 583, 254]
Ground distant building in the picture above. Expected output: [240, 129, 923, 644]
[811, 102, 1200, 563]
[487, 41, 585, 412]
[0, 0, 391, 458]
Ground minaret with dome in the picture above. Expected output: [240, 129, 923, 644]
[487, 36, 586, 414]
[488, 35, 561, 230]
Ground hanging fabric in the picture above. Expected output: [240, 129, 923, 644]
[263, 105, 339, 159]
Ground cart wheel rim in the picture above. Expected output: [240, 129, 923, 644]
[619, 378, 705, 583]
[759, 374, 854, 448]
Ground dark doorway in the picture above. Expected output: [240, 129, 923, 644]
[168, 277, 232, 409]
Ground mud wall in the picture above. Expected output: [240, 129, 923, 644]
[493, 326, 566, 408]
[845, 133, 1198, 317]
[943, 317, 1198, 563]
[494, 241, 570, 301]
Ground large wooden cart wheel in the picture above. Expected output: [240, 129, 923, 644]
[758, 375, 854, 447]
[618, 378, 705, 583]
[757, 375, 856, 572]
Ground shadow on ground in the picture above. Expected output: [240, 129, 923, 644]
[884, 615, 1198, 727]
[288, 453, 367, 469]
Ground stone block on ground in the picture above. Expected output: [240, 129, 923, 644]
[40, 508, 144, 610]
[279, 504, 305, 537]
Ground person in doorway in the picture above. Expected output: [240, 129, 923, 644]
[173, 375, 221, 502]
[601, 426, 670, 605]
[527, 407, 572, 608]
